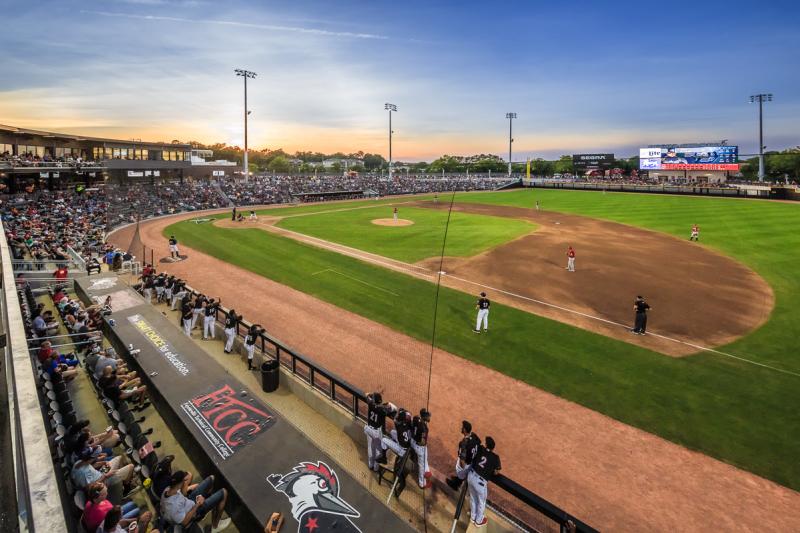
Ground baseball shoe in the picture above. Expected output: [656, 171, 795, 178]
[424, 470, 432, 479]
[473, 329, 480, 334]
[475, 518, 488, 527]
[420, 480, 432, 489]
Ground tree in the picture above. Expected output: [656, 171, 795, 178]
[553, 155, 574, 174]
[363, 153, 387, 171]
[267, 155, 292, 173]
[530, 158, 554, 176]
[330, 161, 343, 175]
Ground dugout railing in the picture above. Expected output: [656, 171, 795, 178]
[166, 281, 597, 533]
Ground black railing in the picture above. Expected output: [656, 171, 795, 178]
[169, 282, 596, 532]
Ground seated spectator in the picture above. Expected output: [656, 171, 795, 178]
[33, 310, 59, 338]
[151, 454, 176, 501]
[98, 367, 148, 408]
[94, 350, 131, 380]
[70, 448, 136, 497]
[161, 471, 230, 532]
[83, 482, 146, 532]
[97, 503, 156, 533]
[44, 355, 79, 381]
[53, 264, 69, 282]
[64, 420, 121, 464]
[37, 340, 78, 367]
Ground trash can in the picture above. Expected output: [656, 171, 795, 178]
[260, 359, 280, 393]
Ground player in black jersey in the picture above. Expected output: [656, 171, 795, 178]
[446, 420, 481, 491]
[474, 292, 490, 333]
[468, 436, 501, 526]
[381, 408, 413, 497]
[364, 392, 388, 472]
[223, 309, 241, 354]
[244, 323, 263, 370]
[181, 301, 194, 337]
[411, 408, 432, 488]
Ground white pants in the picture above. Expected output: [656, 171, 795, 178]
[143, 288, 152, 304]
[165, 288, 172, 302]
[169, 245, 179, 255]
[476, 309, 488, 331]
[224, 327, 236, 352]
[567, 257, 575, 271]
[455, 457, 471, 480]
[364, 425, 383, 470]
[411, 440, 429, 487]
[191, 309, 202, 329]
[155, 287, 164, 301]
[171, 291, 186, 310]
[203, 315, 215, 339]
[246, 343, 255, 364]
[691, 231, 699, 240]
[182, 318, 192, 336]
[467, 470, 488, 524]
[381, 430, 407, 458]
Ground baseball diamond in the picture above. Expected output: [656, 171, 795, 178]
[106, 187, 800, 531]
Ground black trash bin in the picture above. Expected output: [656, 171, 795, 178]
[260, 359, 280, 393]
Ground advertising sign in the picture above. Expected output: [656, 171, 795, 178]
[573, 153, 615, 171]
[639, 146, 738, 170]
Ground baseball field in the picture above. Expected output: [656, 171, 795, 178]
[136, 188, 800, 528]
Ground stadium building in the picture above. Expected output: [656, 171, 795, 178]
[0, 124, 237, 192]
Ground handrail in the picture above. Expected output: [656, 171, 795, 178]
[0, 227, 69, 532]
[165, 281, 596, 532]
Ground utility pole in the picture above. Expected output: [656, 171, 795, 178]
[505, 112, 517, 177]
[385, 103, 397, 178]
[749, 93, 773, 182]
[235, 68, 257, 180]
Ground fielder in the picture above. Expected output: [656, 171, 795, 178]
[566, 246, 576, 272]
[249, 210, 258, 221]
[474, 292, 490, 333]
[168, 235, 179, 259]
[223, 309, 240, 354]
[468, 436, 501, 527]
[411, 409, 432, 489]
[365, 392, 389, 472]
[393, 207, 398, 222]
[690, 223, 700, 241]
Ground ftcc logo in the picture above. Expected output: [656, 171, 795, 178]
[268, 461, 362, 532]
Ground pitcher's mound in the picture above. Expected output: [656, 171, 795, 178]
[372, 218, 414, 226]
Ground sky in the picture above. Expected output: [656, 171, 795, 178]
[0, 0, 798, 161]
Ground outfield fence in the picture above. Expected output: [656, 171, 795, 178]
[525, 179, 774, 199]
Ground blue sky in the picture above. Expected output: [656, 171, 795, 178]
[0, 0, 798, 161]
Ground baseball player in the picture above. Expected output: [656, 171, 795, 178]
[154, 273, 166, 303]
[393, 207, 398, 222]
[141, 274, 154, 304]
[202, 298, 220, 340]
[232, 207, 237, 221]
[474, 292, 490, 333]
[163, 275, 175, 305]
[365, 392, 389, 472]
[381, 407, 413, 497]
[446, 420, 481, 491]
[180, 300, 194, 336]
[249, 210, 257, 221]
[468, 436, 501, 527]
[690, 223, 700, 241]
[191, 294, 206, 330]
[566, 246, 576, 272]
[411, 408, 432, 489]
[168, 235, 179, 259]
[535, 200, 540, 211]
[632, 295, 651, 335]
[170, 280, 187, 310]
[245, 323, 264, 370]
[223, 309, 240, 354]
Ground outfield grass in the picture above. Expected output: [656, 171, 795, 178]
[166, 192, 800, 491]
[275, 206, 535, 262]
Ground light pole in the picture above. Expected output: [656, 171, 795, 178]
[235, 68, 257, 180]
[749, 93, 773, 182]
[385, 103, 397, 177]
[505, 112, 517, 177]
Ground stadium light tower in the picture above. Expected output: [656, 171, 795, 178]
[749, 93, 773, 182]
[235, 68, 257, 180]
[506, 112, 517, 177]
[385, 103, 397, 178]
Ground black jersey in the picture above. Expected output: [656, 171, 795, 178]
[204, 303, 218, 317]
[412, 416, 429, 445]
[193, 297, 205, 310]
[225, 314, 238, 329]
[181, 305, 193, 321]
[367, 400, 387, 430]
[245, 332, 257, 346]
[169, 238, 177, 246]
[635, 300, 650, 314]
[477, 297, 490, 310]
[395, 418, 413, 448]
[471, 445, 501, 479]
[458, 433, 481, 464]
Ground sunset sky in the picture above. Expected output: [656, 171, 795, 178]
[1, 0, 798, 161]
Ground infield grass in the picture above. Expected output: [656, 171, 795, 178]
[166, 191, 800, 491]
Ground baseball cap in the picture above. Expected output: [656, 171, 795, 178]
[480, 292, 486, 297]
[485, 436, 496, 450]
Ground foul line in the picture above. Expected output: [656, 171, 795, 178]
[311, 268, 398, 296]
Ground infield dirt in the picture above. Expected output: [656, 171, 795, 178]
[109, 209, 799, 532]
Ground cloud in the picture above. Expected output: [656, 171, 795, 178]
[80, 10, 389, 40]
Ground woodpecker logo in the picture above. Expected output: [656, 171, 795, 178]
[268, 461, 362, 532]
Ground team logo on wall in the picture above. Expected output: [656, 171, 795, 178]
[181, 384, 274, 459]
[268, 461, 362, 532]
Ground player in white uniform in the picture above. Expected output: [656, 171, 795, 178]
[364, 392, 388, 472]
[168, 236, 179, 259]
[468, 436, 501, 527]
[690, 224, 700, 241]
[474, 292, 490, 333]
[249, 210, 257, 221]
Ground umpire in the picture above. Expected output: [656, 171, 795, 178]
[632, 295, 651, 335]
